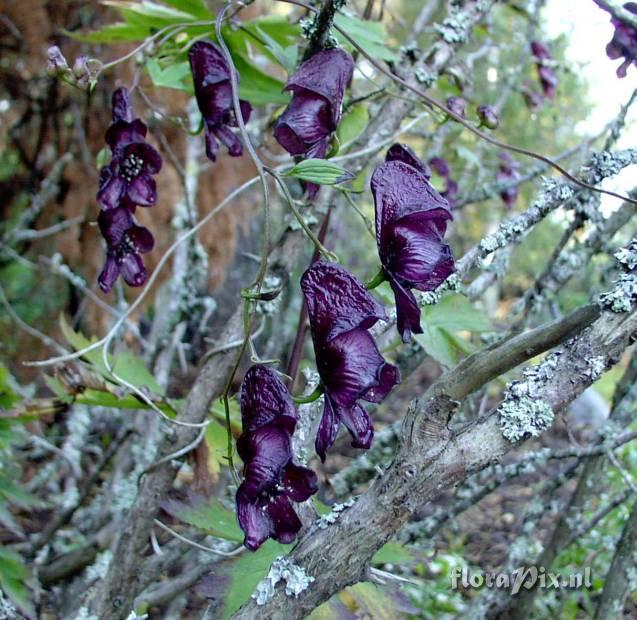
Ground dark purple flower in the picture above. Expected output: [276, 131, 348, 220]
[477, 104, 499, 129]
[445, 96, 467, 119]
[373, 145, 455, 342]
[428, 156, 459, 207]
[188, 41, 252, 162]
[521, 86, 544, 110]
[274, 48, 354, 199]
[603, 2, 637, 77]
[530, 41, 558, 99]
[97, 207, 154, 293]
[301, 262, 400, 461]
[97, 88, 163, 211]
[497, 151, 520, 210]
[236, 365, 317, 550]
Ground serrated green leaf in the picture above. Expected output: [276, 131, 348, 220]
[165, 495, 243, 542]
[336, 104, 369, 146]
[220, 540, 292, 618]
[146, 58, 192, 91]
[286, 159, 353, 186]
[334, 14, 398, 62]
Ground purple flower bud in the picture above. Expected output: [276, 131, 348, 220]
[530, 40, 558, 99]
[603, 2, 637, 77]
[235, 366, 317, 550]
[301, 262, 400, 461]
[274, 48, 354, 199]
[497, 151, 520, 210]
[47, 46, 69, 77]
[521, 86, 544, 110]
[97, 207, 154, 293]
[445, 96, 467, 119]
[188, 41, 252, 161]
[373, 145, 455, 342]
[476, 104, 499, 129]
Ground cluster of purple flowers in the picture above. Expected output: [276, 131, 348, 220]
[236, 366, 318, 550]
[603, 2, 637, 77]
[96, 88, 162, 293]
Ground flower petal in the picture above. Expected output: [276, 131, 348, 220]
[236, 491, 273, 551]
[336, 403, 373, 450]
[282, 463, 318, 502]
[98, 207, 133, 247]
[315, 395, 340, 463]
[105, 119, 148, 151]
[301, 261, 387, 344]
[388, 276, 423, 343]
[204, 123, 219, 162]
[97, 166, 126, 211]
[274, 93, 332, 155]
[236, 424, 292, 498]
[111, 87, 134, 123]
[362, 360, 401, 403]
[213, 125, 243, 157]
[128, 224, 155, 254]
[385, 143, 431, 178]
[120, 252, 147, 288]
[285, 48, 354, 128]
[318, 328, 388, 409]
[240, 365, 297, 433]
[98, 256, 120, 293]
[126, 175, 157, 206]
[266, 494, 302, 545]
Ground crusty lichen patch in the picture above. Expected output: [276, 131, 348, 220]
[498, 396, 554, 443]
[252, 557, 315, 605]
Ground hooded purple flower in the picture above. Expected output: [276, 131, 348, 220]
[97, 207, 154, 293]
[188, 41, 252, 162]
[274, 48, 354, 199]
[497, 151, 520, 210]
[373, 145, 455, 342]
[236, 365, 318, 551]
[530, 41, 558, 99]
[301, 262, 400, 461]
[97, 88, 163, 211]
[603, 2, 637, 77]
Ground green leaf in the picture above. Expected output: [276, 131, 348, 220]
[149, 0, 211, 19]
[102, 0, 198, 21]
[220, 540, 291, 618]
[164, 495, 243, 542]
[372, 542, 415, 565]
[231, 54, 289, 105]
[0, 363, 19, 410]
[146, 58, 192, 91]
[413, 294, 492, 367]
[0, 547, 33, 616]
[334, 14, 398, 62]
[336, 104, 369, 146]
[346, 582, 403, 619]
[285, 159, 353, 186]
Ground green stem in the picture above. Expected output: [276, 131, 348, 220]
[292, 385, 324, 404]
[365, 268, 386, 290]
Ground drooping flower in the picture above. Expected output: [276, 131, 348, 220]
[477, 104, 499, 129]
[445, 96, 467, 119]
[429, 156, 459, 207]
[188, 40, 252, 162]
[97, 207, 154, 293]
[273, 48, 354, 199]
[235, 365, 318, 551]
[301, 262, 400, 461]
[521, 85, 544, 110]
[603, 2, 637, 77]
[97, 88, 163, 211]
[373, 145, 455, 342]
[497, 151, 520, 210]
[530, 41, 558, 99]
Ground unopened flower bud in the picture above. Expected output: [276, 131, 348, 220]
[445, 96, 467, 119]
[47, 46, 69, 77]
[477, 104, 499, 129]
